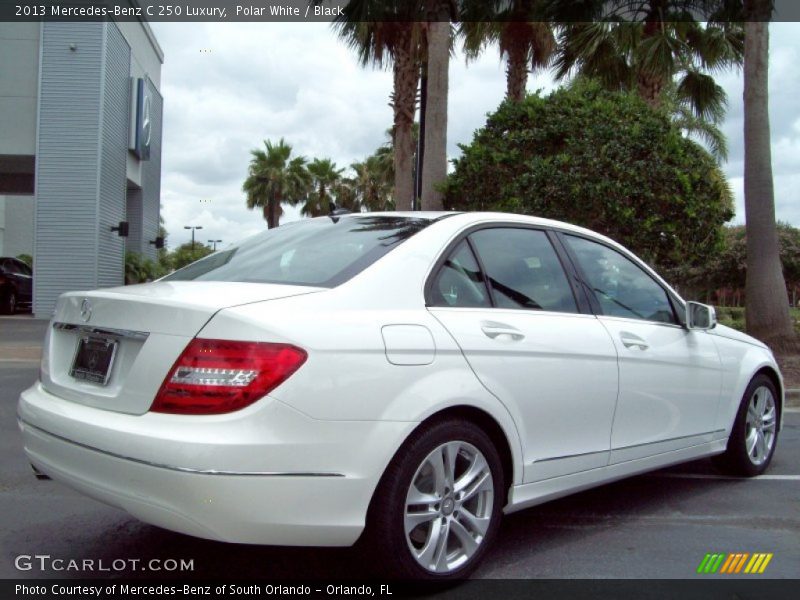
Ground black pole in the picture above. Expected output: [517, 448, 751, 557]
[414, 72, 427, 211]
[191, 228, 195, 251]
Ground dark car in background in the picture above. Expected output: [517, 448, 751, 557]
[0, 257, 33, 314]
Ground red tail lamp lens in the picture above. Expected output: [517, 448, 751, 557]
[151, 339, 307, 415]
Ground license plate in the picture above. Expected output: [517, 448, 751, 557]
[70, 335, 118, 385]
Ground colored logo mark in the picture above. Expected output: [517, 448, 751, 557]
[697, 553, 773, 574]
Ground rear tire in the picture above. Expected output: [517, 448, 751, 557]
[362, 418, 504, 580]
[713, 374, 780, 477]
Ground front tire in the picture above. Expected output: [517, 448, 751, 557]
[363, 419, 504, 580]
[713, 374, 780, 477]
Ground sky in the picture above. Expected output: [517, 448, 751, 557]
[149, 22, 800, 251]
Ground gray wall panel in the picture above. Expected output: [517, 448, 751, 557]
[140, 79, 162, 262]
[34, 22, 104, 317]
[33, 21, 161, 316]
[96, 23, 130, 289]
[0, 23, 39, 155]
[2, 195, 34, 257]
[125, 186, 143, 255]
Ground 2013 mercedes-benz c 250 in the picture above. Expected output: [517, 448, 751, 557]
[18, 212, 783, 579]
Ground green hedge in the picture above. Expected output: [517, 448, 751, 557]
[715, 307, 800, 333]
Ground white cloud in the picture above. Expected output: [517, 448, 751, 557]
[149, 21, 800, 249]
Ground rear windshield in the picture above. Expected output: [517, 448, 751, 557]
[162, 215, 432, 287]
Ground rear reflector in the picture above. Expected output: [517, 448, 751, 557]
[151, 339, 307, 415]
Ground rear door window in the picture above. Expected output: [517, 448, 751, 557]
[469, 228, 578, 313]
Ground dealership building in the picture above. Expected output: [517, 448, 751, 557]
[0, 16, 163, 317]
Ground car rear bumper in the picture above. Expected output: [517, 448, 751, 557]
[18, 382, 417, 546]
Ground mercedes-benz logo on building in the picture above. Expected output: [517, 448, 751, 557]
[80, 299, 92, 323]
[141, 94, 151, 148]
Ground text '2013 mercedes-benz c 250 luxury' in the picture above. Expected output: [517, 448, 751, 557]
[18, 212, 782, 579]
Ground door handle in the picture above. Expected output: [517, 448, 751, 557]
[480, 321, 525, 341]
[620, 332, 649, 350]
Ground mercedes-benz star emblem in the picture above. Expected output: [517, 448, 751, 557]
[142, 95, 152, 148]
[80, 299, 92, 323]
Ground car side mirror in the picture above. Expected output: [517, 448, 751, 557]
[686, 301, 717, 331]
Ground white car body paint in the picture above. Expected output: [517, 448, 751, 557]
[18, 212, 783, 545]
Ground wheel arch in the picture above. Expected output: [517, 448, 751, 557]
[359, 404, 511, 578]
[754, 365, 784, 427]
[368, 404, 518, 517]
[423, 405, 515, 497]
[712, 333, 786, 436]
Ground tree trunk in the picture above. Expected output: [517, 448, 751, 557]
[637, 12, 666, 108]
[506, 45, 528, 102]
[636, 69, 665, 109]
[421, 8, 449, 211]
[743, 9, 796, 350]
[415, 70, 427, 210]
[267, 195, 280, 229]
[391, 28, 417, 212]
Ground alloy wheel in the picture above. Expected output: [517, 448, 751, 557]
[745, 385, 777, 466]
[404, 441, 494, 574]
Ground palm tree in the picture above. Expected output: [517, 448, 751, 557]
[659, 81, 729, 161]
[332, 177, 361, 213]
[460, 1, 555, 102]
[742, 0, 795, 348]
[419, 0, 454, 211]
[304, 158, 344, 217]
[553, 2, 744, 123]
[242, 139, 311, 228]
[351, 151, 394, 212]
[333, 2, 425, 211]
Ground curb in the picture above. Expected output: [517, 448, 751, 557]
[785, 389, 800, 408]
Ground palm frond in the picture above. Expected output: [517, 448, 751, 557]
[677, 68, 728, 123]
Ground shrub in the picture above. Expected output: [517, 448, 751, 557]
[445, 80, 734, 269]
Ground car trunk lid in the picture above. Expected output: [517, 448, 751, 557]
[40, 281, 323, 415]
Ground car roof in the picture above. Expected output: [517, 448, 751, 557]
[340, 211, 457, 220]
[363, 211, 683, 300]
[352, 211, 617, 245]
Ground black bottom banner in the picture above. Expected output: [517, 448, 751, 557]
[4, 579, 799, 600]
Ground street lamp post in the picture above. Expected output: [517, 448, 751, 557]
[208, 239, 222, 251]
[184, 225, 203, 251]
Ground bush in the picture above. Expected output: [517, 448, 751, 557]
[16, 254, 32, 267]
[169, 243, 214, 271]
[445, 80, 734, 269]
[716, 307, 745, 332]
[125, 252, 167, 285]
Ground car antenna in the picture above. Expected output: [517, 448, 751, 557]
[328, 202, 351, 223]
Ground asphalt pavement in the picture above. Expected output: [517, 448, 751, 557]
[0, 316, 798, 580]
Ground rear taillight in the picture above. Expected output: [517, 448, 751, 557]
[151, 339, 307, 415]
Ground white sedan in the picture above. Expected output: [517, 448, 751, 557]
[18, 212, 782, 579]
